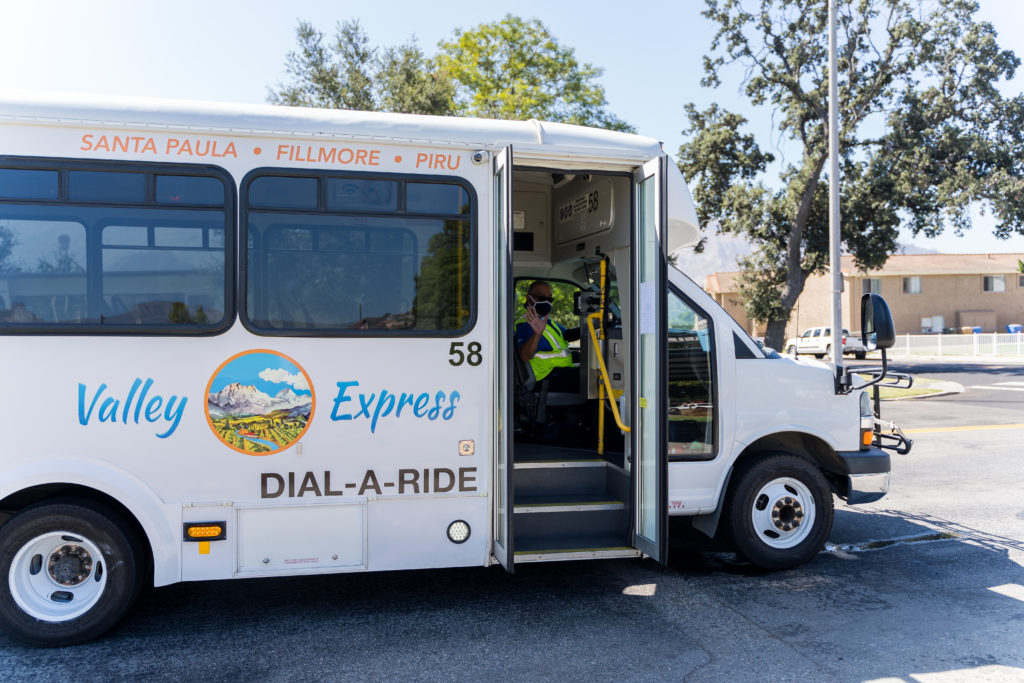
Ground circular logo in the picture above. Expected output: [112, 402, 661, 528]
[205, 350, 315, 456]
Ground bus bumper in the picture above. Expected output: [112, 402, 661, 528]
[837, 447, 891, 504]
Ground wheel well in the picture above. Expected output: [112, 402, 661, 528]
[733, 432, 848, 495]
[0, 484, 154, 585]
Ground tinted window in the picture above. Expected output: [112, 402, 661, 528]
[157, 175, 225, 205]
[0, 169, 59, 200]
[69, 171, 145, 203]
[245, 174, 473, 334]
[326, 178, 397, 212]
[0, 165, 230, 333]
[406, 183, 469, 214]
[248, 176, 318, 209]
[667, 289, 714, 459]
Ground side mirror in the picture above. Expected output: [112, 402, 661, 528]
[861, 293, 895, 349]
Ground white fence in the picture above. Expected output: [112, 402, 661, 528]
[899, 333, 1024, 358]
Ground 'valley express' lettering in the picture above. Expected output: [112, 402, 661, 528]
[78, 378, 186, 438]
[330, 381, 460, 433]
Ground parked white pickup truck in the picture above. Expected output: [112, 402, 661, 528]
[786, 326, 866, 359]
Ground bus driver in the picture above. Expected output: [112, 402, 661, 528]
[515, 280, 581, 393]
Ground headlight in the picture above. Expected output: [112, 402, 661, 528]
[859, 391, 872, 418]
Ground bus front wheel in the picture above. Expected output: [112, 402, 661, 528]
[724, 453, 834, 570]
[0, 499, 143, 646]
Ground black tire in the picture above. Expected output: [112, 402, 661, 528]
[855, 352, 866, 360]
[724, 453, 834, 570]
[814, 353, 824, 359]
[0, 499, 143, 646]
[786, 345, 796, 355]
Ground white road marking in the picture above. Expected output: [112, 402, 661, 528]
[968, 385, 1024, 392]
[993, 381, 1024, 387]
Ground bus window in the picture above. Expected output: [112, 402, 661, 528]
[0, 163, 232, 333]
[667, 288, 715, 459]
[244, 173, 473, 334]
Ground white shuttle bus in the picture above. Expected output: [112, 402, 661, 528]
[0, 92, 910, 645]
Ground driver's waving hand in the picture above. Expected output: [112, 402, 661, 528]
[515, 280, 580, 392]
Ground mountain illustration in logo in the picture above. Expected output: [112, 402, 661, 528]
[205, 350, 315, 456]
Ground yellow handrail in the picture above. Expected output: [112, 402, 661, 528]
[587, 311, 630, 434]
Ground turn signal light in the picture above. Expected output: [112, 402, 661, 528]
[861, 430, 874, 447]
[183, 522, 226, 542]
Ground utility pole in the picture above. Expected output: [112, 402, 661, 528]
[828, 0, 843, 371]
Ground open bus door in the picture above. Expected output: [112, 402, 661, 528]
[492, 145, 515, 571]
[633, 156, 668, 564]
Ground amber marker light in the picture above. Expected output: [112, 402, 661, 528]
[183, 522, 227, 542]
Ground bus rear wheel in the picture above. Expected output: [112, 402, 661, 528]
[0, 499, 143, 646]
[724, 453, 833, 570]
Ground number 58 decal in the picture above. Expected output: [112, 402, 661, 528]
[449, 341, 483, 367]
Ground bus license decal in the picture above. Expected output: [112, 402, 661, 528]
[260, 468, 477, 499]
[330, 381, 460, 433]
[77, 378, 186, 439]
[205, 350, 315, 456]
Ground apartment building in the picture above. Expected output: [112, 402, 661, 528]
[705, 253, 1024, 338]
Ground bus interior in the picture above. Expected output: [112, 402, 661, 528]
[509, 167, 638, 561]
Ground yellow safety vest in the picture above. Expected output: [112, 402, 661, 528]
[515, 315, 573, 381]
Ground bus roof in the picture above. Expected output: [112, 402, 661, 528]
[0, 90, 664, 161]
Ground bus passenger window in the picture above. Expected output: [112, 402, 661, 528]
[0, 162, 232, 334]
[667, 290, 715, 459]
[244, 173, 473, 335]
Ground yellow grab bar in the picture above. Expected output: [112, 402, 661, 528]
[586, 312, 630, 434]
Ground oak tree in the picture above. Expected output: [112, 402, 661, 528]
[678, 0, 1023, 349]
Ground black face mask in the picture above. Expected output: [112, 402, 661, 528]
[533, 300, 553, 317]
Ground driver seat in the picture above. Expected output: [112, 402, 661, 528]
[513, 352, 586, 427]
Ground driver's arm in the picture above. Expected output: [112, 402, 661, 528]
[518, 330, 541, 363]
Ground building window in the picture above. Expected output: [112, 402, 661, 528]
[902, 276, 921, 294]
[983, 275, 1006, 293]
[243, 172, 473, 335]
[1019, 274, 1024, 288]
[862, 278, 881, 295]
[0, 163, 232, 334]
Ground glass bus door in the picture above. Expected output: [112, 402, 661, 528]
[632, 156, 668, 564]
[492, 146, 514, 571]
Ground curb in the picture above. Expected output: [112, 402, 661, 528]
[880, 380, 965, 401]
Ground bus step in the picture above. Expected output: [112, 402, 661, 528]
[514, 507, 627, 542]
[513, 462, 608, 497]
[514, 493, 624, 513]
[514, 534, 639, 563]
[513, 443, 609, 463]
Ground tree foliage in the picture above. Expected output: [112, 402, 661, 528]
[678, 0, 1023, 349]
[269, 16, 631, 131]
[436, 15, 633, 131]
[267, 20, 454, 116]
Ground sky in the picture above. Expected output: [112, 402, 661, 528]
[209, 351, 311, 396]
[1, 0, 1022, 254]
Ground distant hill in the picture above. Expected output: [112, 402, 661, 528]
[895, 243, 940, 255]
[672, 230, 939, 287]
[671, 228, 752, 286]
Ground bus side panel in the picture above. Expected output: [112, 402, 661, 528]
[0, 126, 499, 581]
